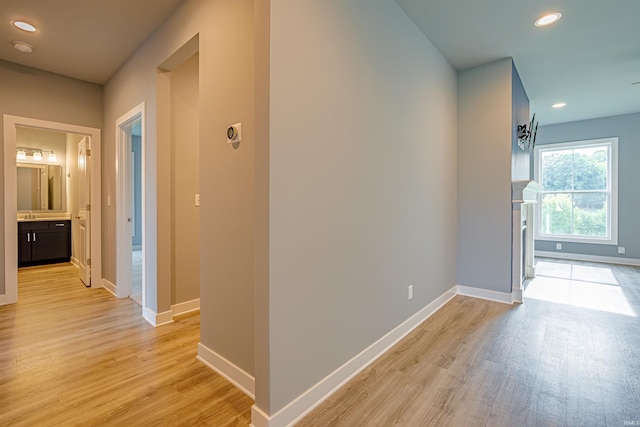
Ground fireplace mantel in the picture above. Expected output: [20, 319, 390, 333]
[511, 180, 542, 303]
[512, 180, 543, 204]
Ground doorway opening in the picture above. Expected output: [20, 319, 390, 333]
[3, 115, 102, 304]
[115, 103, 145, 309]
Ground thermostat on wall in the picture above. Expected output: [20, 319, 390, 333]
[227, 123, 242, 144]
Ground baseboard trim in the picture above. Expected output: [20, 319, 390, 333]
[70, 256, 80, 268]
[143, 307, 173, 327]
[535, 251, 640, 267]
[171, 298, 200, 316]
[0, 294, 5, 305]
[102, 279, 117, 296]
[197, 343, 255, 399]
[456, 285, 513, 305]
[250, 286, 457, 427]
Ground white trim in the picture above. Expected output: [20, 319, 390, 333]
[535, 251, 640, 267]
[456, 285, 513, 305]
[171, 298, 200, 316]
[142, 307, 173, 327]
[197, 343, 255, 399]
[4, 115, 102, 304]
[102, 279, 117, 297]
[534, 137, 619, 246]
[0, 294, 5, 306]
[251, 286, 457, 427]
[115, 103, 146, 305]
[250, 406, 271, 427]
[70, 256, 80, 268]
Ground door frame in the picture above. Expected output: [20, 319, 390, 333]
[3, 115, 102, 303]
[115, 103, 145, 307]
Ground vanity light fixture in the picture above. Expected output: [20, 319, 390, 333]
[48, 151, 57, 162]
[535, 12, 562, 27]
[12, 40, 34, 53]
[12, 20, 37, 32]
[32, 151, 42, 161]
[16, 150, 26, 161]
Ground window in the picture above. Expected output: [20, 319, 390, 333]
[534, 137, 618, 245]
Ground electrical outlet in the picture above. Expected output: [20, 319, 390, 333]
[195, 194, 200, 207]
[107, 196, 111, 207]
[408, 284, 413, 300]
[556, 243, 562, 250]
[618, 247, 626, 254]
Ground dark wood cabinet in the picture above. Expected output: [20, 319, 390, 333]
[18, 220, 71, 267]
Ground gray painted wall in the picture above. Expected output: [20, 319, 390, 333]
[535, 112, 640, 259]
[103, 0, 255, 377]
[170, 53, 200, 305]
[0, 60, 102, 297]
[457, 58, 513, 293]
[267, 0, 458, 414]
[511, 62, 531, 180]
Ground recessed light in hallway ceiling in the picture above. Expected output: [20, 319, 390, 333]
[12, 41, 34, 53]
[11, 20, 37, 32]
[552, 102, 567, 109]
[534, 12, 562, 27]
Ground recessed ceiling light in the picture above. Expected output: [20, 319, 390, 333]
[11, 20, 37, 32]
[552, 102, 567, 109]
[535, 12, 562, 27]
[12, 40, 34, 53]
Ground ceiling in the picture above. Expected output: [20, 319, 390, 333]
[1, 1, 639, 125]
[395, 0, 640, 125]
[0, 0, 185, 84]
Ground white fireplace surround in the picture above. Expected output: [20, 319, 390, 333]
[512, 180, 542, 303]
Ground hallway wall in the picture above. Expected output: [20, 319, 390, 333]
[0, 60, 102, 297]
[262, 0, 458, 416]
[102, 0, 255, 377]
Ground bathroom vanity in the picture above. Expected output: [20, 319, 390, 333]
[18, 218, 71, 267]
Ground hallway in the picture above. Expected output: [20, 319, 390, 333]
[0, 263, 251, 426]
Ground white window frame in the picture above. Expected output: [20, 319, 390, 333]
[534, 137, 618, 245]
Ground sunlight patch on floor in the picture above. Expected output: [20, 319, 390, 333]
[535, 260, 619, 285]
[525, 275, 635, 316]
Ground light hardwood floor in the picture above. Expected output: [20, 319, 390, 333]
[3, 260, 639, 426]
[300, 258, 640, 426]
[0, 263, 252, 426]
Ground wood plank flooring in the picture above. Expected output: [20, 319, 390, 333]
[3, 260, 639, 426]
[300, 258, 640, 426]
[0, 263, 252, 426]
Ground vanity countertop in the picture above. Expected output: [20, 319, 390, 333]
[18, 214, 72, 222]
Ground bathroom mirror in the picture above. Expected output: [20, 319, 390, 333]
[17, 163, 64, 212]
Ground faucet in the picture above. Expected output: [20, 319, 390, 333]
[28, 210, 34, 219]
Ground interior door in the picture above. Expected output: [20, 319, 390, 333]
[78, 137, 91, 286]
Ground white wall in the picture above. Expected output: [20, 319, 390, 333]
[263, 0, 458, 414]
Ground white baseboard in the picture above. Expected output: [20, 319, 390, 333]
[70, 256, 80, 268]
[0, 294, 5, 305]
[143, 307, 173, 327]
[456, 285, 513, 304]
[251, 286, 457, 427]
[102, 279, 117, 296]
[197, 343, 255, 399]
[535, 251, 640, 267]
[171, 298, 200, 316]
